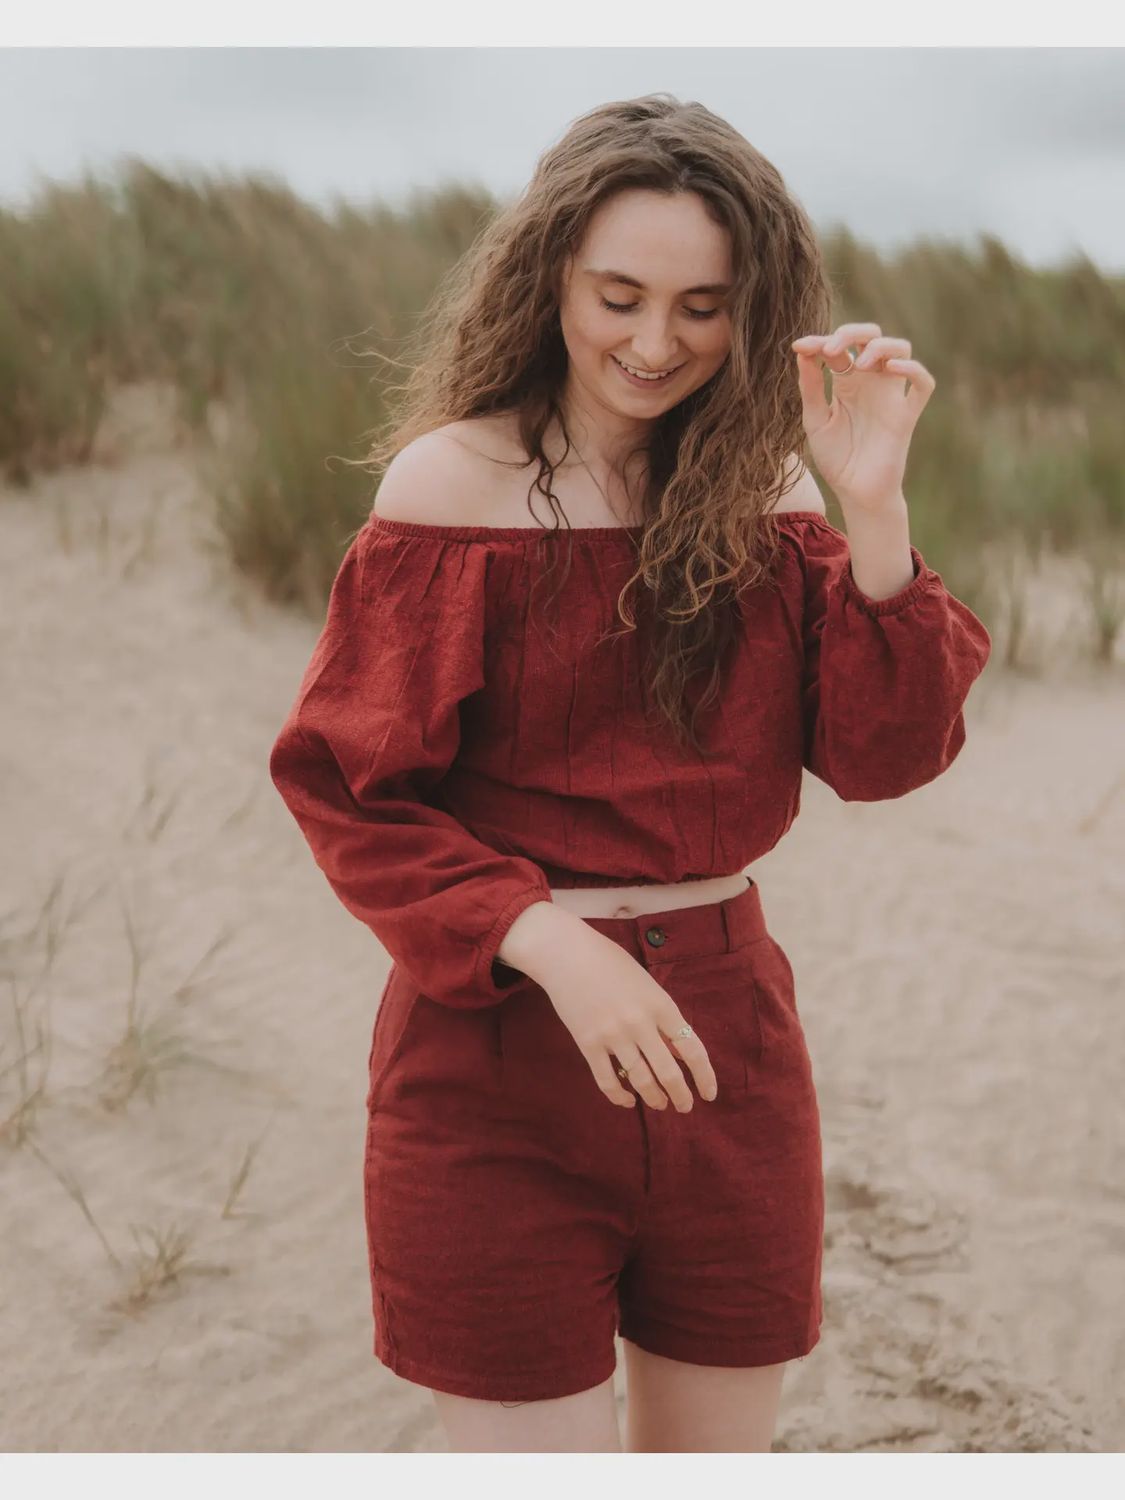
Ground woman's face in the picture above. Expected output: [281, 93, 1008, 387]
[558, 188, 735, 421]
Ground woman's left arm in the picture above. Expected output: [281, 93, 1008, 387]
[788, 322, 992, 801]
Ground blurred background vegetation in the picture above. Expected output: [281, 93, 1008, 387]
[3, 160, 1124, 664]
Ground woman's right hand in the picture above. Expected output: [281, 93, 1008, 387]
[541, 928, 719, 1111]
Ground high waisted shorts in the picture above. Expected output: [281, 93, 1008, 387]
[362, 878, 824, 1404]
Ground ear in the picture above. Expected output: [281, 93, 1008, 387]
[769, 452, 827, 515]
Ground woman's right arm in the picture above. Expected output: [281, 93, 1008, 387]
[268, 511, 555, 1012]
[269, 437, 716, 1104]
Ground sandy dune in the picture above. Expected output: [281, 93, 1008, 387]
[1, 383, 1121, 1451]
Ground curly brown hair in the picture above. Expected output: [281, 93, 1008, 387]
[358, 92, 833, 758]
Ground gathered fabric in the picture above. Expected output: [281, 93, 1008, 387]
[268, 510, 992, 1010]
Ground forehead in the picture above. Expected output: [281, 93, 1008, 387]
[578, 189, 733, 285]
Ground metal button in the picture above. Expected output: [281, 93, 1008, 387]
[645, 926, 667, 947]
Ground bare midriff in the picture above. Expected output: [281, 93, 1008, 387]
[547, 871, 752, 920]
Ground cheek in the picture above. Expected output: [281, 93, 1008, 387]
[561, 303, 614, 357]
[694, 320, 733, 363]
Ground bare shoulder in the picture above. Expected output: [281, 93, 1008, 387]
[371, 416, 524, 526]
[768, 452, 827, 515]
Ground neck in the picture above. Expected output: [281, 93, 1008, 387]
[552, 370, 654, 477]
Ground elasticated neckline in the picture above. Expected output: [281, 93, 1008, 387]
[368, 511, 833, 544]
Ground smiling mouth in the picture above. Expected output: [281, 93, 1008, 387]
[611, 354, 683, 382]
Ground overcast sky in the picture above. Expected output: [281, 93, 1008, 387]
[1, 46, 1122, 273]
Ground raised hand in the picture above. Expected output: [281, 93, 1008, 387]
[791, 321, 936, 519]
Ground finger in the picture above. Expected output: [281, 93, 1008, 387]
[791, 335, 855, 379]
[822, 323, 882, 356]
[791, 341, 833, 426]
[664, 1021, 718, 1102]
[883, 358, 936, 415]
[854, 338, 911, 371]
[882, 357, 934, 386]
[635, 1029, 696, 1113]
[613, 1044, 669, 1111]
[589, 1050, 637, 1109]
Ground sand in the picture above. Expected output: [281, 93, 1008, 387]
[1, 382, 1121, 1452]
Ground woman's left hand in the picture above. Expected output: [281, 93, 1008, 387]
[790, 322, 935, 516]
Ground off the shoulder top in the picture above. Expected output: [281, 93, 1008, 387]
[268, 511, 992, 1011]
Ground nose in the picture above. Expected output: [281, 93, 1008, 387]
[628, 312, 682, 369]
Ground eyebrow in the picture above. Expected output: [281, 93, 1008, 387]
[584, 267, 732, 296]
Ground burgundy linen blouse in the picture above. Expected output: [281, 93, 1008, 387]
[268, 510, 992, 1010]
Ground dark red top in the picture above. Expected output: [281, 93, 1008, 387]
[269, 510, 992, 1010]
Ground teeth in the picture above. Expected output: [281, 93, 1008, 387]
[616, 357, 675, 380]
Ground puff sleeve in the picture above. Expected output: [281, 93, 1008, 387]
[268, 520, 554, 1009]
[795, 515, 992, 801]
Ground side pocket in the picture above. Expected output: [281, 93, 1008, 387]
[749, 935, 805, 1075]
[366, 968, 396, 1076]
[367, 970, 421, 1112]
[769, 935, 799, 1014]
[742, 974, 766, 1087]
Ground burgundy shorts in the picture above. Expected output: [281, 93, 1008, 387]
[362, 878, 824, 1404]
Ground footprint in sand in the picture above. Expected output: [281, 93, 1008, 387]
[808, 1160, 1098, 1450]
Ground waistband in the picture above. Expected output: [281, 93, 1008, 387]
[577, 878, 768, 965]
[539, 866, 720, 890]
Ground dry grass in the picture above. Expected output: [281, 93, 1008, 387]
[0, 975, 53, 1146]
[92, 885, 264, 1112]
[24, 1132, 253, 1316]
[1, 163, 1122, 661]
[1, 863, 269, 1314]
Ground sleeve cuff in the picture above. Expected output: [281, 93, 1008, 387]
[840, 545, 940, 617]
[475, 882, 555, 1002]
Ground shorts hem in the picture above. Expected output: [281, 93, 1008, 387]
[373, 1333, 618, 1404]
[618, 1315, 822, 1370]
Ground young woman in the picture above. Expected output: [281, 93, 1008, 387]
[268, 93, 992, 1452]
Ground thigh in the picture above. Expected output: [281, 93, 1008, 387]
[622, 1341, 787, 1452]
[430, 1373, 622, 1453]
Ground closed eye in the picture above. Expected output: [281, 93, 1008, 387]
[599, 296, 719, 322]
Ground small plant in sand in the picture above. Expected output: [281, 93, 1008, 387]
[109, 1221, 212, 1315]
[4, 869, 105, 982]
[0, 975, 53, 1146]
[24, 1134, 124, 1269]
[0, 870, 107, 1141]
[124, 749, 182, 843]
[97, 1006, 210, 1112]
[95, 887, 238, 1110]
[170, 925, 237, 1006]
[25, 1134, 251, 1315]
[219, 1129, 270, 1221]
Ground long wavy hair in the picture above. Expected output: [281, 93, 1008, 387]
[357, 92, 832, 757]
